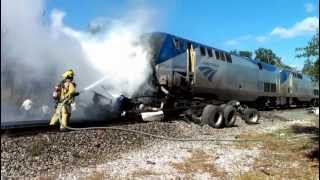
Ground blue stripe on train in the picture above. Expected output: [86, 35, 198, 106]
[154, 33, 278, 73]
[280, 70, 289, 83]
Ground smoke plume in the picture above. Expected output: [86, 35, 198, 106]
[1, 0, 157, 123]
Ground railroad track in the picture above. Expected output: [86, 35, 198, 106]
[1, 107, 316, 137]
[1, 118, 144, 136]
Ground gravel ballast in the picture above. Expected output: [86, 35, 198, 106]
[1, 108, 317, 179]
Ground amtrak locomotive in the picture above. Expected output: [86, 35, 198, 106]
[2, 32, 318, 129]
[123, 32, 319, 128]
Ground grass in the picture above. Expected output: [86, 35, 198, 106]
[170, 149, 225, 177]
[236, 122, 319, 179]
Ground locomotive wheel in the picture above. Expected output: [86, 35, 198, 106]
[223, 105, 237, 127]
[243, 108, 260, 124]
[201, 105, 224, 128]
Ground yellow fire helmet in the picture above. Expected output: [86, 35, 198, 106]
[62, 69, 74, 79]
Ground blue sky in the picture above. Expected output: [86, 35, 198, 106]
[46, 0, 319, 70]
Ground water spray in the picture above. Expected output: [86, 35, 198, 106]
[83, 76, 108, 92]
[79, 76, 118, 99]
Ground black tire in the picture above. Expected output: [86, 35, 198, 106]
[223, 105, 237, 127]
[201, 105, 224, 128]
[243, 108, 260, 124]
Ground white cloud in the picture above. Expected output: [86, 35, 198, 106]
[225, 34, 268, 46]
[270, 16, 319, 38]
[255, 36, 268, 43]
[224, 17, 318, 49]
[304, 3, 315, 13]
[237, 34, 252, 40]
[225, 40, 238, 46]
[224, 34, 252, 46]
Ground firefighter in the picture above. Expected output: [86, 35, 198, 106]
[49, 70, 79, 130]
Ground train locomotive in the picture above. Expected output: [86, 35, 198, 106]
[2, 32, 318, 129]
[95, 32, 319, 128]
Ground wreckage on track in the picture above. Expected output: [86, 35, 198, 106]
[90, 32, 319, 128]
[4, 32, 319, 129]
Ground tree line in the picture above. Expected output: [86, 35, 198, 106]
[230, 32, 319, 82]
[296, 32, 319, 82]
[230, 48, 293, 70]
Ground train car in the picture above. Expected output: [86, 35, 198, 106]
[128, 32, 319, 128]
[2, 32, 317, 129]
[143, 32, 319, 105]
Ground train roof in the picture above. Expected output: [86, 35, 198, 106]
[147, 32, 231, 55]
[147, 32, 268, 62]
[146, 32, 313, 79]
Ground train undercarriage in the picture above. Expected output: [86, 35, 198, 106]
[108, 85, 261, 129]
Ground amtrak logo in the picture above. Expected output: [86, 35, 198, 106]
[198, 66, 217, 82]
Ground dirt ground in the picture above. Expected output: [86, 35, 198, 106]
[1, 108, 319, 179]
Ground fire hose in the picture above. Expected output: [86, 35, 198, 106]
[60, 92, 311, 143]
[60, 83, 263, 142]
[65, 126, 263, 143]
[61, 91, 262, 142]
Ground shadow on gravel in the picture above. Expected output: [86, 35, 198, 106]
[290, 124, 319, 161]
[291, 125, 319, 135]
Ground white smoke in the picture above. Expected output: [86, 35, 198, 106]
[51, 9, 154, 97]
[1, 0, 157, 122]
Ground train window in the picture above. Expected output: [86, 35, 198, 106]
[215, 50, 220, 60]
[297, 74, 303, 79]
[200, 46, 206, 56]
[226, 54, 232, 63]
[271, 83, 276, 92]
[264, 82, 277, 92]
[187, 42, 192, 49]
[264, 83, 269, 92]
[173, 38, 180, 50]
[207, 48, 213, 57]
[220, 52, 226, 61]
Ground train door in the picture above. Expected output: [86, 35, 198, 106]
[187, 43, 196, 84]
[288, 72, 293, 95]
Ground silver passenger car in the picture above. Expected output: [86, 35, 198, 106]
[146, 32, 319, 107]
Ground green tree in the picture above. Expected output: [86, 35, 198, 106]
[230, 49, 238, 55]
[254, 48, 280, 65]
[254, 48, 292, 70]
[296, 32, 319, 81]
[239, 51, 253, 59]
